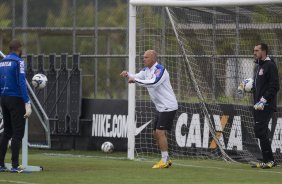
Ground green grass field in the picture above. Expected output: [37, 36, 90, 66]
[1, 149, 282, 184]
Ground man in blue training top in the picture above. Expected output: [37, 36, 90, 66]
[0, 39, 32, 173]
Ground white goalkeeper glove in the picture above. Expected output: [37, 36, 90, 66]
[254, 97, 267, 111]
[24, 103, 32, 118]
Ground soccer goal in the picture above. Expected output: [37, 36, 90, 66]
[128, 0, 282, 163]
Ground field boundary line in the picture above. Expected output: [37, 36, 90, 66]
[0, 180, 39, 184]
[173, 162, 282, 174]
[43, 153, 127, 160]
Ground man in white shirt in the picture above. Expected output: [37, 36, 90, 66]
[120, 50, 178, 169]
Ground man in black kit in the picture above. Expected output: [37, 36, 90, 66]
[252, 43, 279, 169]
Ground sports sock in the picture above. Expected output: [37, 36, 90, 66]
[161, 151, 169, 163]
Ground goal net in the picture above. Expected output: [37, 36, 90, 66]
[130, 1, 282, 163]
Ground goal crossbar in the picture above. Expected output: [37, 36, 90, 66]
[130, 0, 282, 7]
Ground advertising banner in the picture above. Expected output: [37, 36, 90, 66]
[84, 99, 282, 159]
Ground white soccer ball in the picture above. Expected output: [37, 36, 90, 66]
[243, 78, 254, 92]
[32, 73, 48, 89]
[101, 141, 114, 153]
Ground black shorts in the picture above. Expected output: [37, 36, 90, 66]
[1, 96, 26, 140]
[153, 110, 177, 131]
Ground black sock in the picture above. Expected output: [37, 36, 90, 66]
[11, 138, 22, 168]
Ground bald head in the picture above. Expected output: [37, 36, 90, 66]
[143, 50, 158, 68]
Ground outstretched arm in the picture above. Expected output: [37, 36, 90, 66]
[135, 68, 167, 88]
[120, 70, 145, 83]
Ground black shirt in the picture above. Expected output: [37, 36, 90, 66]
[253, 57, 279, 110]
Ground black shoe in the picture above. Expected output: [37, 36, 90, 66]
[261, 161, 277, 169]
[0, 166, 8, 172]
[10, 165, 24, 173]
[250, 161, 265, 168]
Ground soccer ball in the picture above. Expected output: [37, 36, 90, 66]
[243, 78, 254, 92]
[101, 141, 114, 153]
[32, 73, 48, 89]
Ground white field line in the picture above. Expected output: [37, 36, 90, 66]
[0, 180, 39, 184]
[43, 153, 128, 160]
[173, 162, 282, 174]
[43, 153, 282, 175]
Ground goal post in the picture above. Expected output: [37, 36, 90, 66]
[127, 4, 136, 160]
[128, 0, 282, 163]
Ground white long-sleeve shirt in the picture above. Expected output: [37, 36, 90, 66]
[128, 62, 178, 112]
